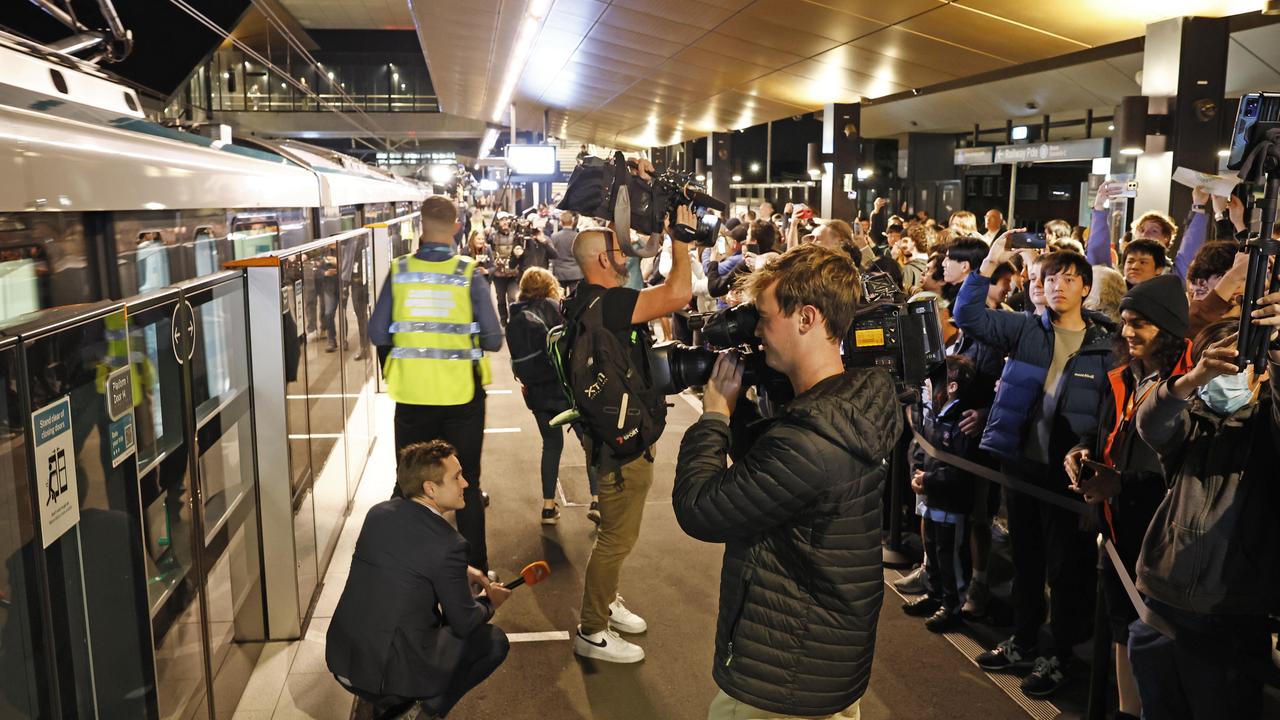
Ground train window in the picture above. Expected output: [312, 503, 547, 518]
[135, 230, 173, 293]
[0, 213, 95, 320]
[123, 91, 138, 112]
[339, 205, 360, 232]
[50, 68, 68, 94]
[229, 215, 279, 259]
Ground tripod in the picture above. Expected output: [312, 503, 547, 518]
[1233, 126, 1280, 370]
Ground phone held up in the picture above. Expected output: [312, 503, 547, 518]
[1006, 231, 1047, 250]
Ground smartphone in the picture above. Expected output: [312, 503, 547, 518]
[1006, 231, 1047, 249]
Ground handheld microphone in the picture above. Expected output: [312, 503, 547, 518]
[501, 561, 551, 590]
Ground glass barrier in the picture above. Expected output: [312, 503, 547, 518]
[341, 234, 374, 496]
[20, 304, 156, 717]
[279, 254, 318, 617]
[0, 338, 43, 719]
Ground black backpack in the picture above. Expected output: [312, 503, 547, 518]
[505, 302, 560, 387]
[549, 293, 667, 463]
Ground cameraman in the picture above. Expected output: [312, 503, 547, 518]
[672, 245, 902, 719]
[569, 206, 695, 664]
[1127, 310, 1280, 720]
[486, 212, 520, 325]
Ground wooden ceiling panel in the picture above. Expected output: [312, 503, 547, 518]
[713, 13, 843, 57]
[578, 37, 672, 69]
[610, 0, 747, 28]
[811, 44, 954, 89]
[587, 22, 688, 57]
[695, 32, 807, 69]
[741, 0, 885, 43]
[801, 0, 947, 26]
[597, 6, 708, 44]
[898, 5, 1089, 64]
[850, 26, 1010, 76]
[744, 71, 863, 108]
[672, 46, 773, 78]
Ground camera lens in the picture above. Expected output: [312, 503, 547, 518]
[702, 305, 759, 349]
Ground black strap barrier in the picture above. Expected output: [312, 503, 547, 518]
[905, 415, 1280, 704]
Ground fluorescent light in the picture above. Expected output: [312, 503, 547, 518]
[1011, 125, 1028, 141]
[429, 165, 453, 184]
[749, 162, 760, 173]
[731, 174, 742, 182]
[1119, 147, 1143, 156]
[1218, 149, 1230, 157]
[492, 15, 545, 122]
[478, 128, 499, 160]
[856, 167, 873, 180]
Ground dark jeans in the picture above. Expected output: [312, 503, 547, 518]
[1005, 463, 1096, 659]
[393, 389, 488, 571]
[924, 514, 969, 609]
[531, 409, 599, 500]
[492, 275, 518, 325]
[339, 624, 509, 719]
[1128, 600, 1271, 720]
[1099, 477, 1165, 643]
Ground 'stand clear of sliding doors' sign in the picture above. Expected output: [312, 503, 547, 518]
[32, 396, 79, 548]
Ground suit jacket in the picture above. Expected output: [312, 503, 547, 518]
[326, 498, 493, 698]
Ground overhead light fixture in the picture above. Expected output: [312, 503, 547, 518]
[1010, 125, 1028, 141]
[478, 128, 500, 161]
[856, 167, 873, 181]
[806, 142, 832, 177]
[1115, 95, 1168, 157]
[749, 161, 760, 173]
[429, 165, 453, 184]
[731, 174, 742, 182]
[491, 2, 553, 122]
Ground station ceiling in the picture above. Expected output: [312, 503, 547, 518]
[306, 1, 1267, 148]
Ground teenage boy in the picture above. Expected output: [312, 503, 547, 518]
[953, 240, 1115, 697]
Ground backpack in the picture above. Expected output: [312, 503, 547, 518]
[505, 302, 559, 387]
[548, 292, 667, 463]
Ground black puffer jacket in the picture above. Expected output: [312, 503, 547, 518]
[673, 368, 902, 716]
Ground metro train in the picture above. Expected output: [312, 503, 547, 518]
[0, 29, 427, 323]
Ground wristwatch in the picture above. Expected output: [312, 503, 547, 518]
[1191, 203, 1207, 213]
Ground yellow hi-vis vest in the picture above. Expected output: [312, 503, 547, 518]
[384, 254, 492, 405]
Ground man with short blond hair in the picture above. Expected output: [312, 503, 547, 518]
[674, 244, 901, 719]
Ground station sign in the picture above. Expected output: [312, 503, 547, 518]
[954, 147, 994, 165]
[993, 138, 1107, 164]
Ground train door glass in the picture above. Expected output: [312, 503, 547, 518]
[23, 307, 157, 718]
[340, 234, 373, 496]
[0, 339, 45, 719]
[183, 275, 264, 718]
[299, 241, 347, 576]
[128, 291, 211, 720]
[192, 226, 230, 278]
[339, 205, 360, 232]
[229, 216, 280, 260]
[280, 254, 317, 614]
[0, 213, 95, 321]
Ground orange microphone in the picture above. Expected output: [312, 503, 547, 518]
[501, 561, 551, 590]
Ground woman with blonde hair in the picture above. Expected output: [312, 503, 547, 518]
[504, 267, 599, 525]
[948, 210, 978, 237]
[466, 229, 492, 276]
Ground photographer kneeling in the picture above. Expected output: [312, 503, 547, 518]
[672, 245, 902, 720]
[1127, 304, 1280, 720]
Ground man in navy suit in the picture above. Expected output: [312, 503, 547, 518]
[327, 440, 511, 719]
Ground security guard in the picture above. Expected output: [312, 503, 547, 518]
[370, 195, 503, 571]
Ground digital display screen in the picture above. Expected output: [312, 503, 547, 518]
[506, 144, 557, 175]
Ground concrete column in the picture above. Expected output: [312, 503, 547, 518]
[709, 132, 732, 208]
[1134, 16, 1228, 220]
[821, 102, 860, 220]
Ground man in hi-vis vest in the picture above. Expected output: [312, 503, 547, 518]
[370, 195, 503, 571]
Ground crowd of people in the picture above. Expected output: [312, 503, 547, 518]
[323, 161, 1280, 720]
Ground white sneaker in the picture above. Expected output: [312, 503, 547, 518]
[573, 626, 645, 663]
[608, 595, 647, 633]
[893, 564, 928, 594]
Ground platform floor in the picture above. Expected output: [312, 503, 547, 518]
[229, 347, 1045, 720]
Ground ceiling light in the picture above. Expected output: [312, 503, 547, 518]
[429, 165, 453, 184]
[1218, 149, 1230, 157]
[1011, 125, 1028, 141]
[1108, 124, 1115, 131]
[731, 174, 742, 182]
[1119, 147, 1144, 156]
[856, 168, 873, 180]
[478, 128, 500, 161]
[749, 162, 760, 173]
[492, 10, 548, 122]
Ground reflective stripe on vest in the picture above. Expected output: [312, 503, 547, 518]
[384, 253, 491, 405]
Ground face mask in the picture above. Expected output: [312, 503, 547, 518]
[1196, 371, 1254, 415]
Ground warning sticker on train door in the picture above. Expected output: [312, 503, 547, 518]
[31, 396, 79, 548]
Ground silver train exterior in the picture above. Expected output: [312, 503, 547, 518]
[0, 32, 426, 321]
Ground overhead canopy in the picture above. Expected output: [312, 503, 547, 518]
[412, 0, 1266, 147]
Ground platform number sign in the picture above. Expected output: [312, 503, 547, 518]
[32, 396, 79, 548]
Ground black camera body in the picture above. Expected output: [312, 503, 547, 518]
[648, 167, 725, 246]
[842, 298, 945, 395]
[513, 217, 538, 242]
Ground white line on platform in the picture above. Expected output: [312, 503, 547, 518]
[678, 390, 701, 413]
[484, 427, 522, 434]
[506, 631, 571, 643]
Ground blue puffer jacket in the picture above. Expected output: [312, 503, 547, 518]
[952, 273, 1115, 467]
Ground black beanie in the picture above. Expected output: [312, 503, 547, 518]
[1119, 274, 1189, 338]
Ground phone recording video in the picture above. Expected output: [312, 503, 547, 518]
[1006, 232, 1047, 249]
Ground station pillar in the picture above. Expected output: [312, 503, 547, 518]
[820, 103, 861, 221]
[1133, 16, 1228, 221]
[708, 132, 733, 209]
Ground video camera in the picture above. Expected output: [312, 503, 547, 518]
[647, 275, 945, 413]
[1223, 91, 1280, 371]
[558, 151, 727, 255]
[513, 216, 539, 242]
